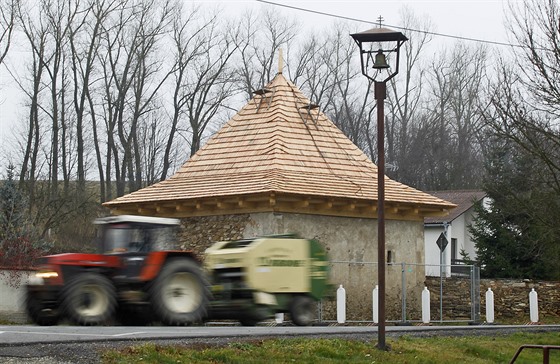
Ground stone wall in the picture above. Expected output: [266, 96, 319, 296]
[425, 277, 560, 322]
[178, 214, 250, 257]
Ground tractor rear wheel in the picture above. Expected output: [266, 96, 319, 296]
[150, 258, 209, 325]
[289, 295, 316, 326]
[62, 273, 117, 325]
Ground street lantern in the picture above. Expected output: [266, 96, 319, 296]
[351, 26, 407, 351]
[351, 27, 407, 82]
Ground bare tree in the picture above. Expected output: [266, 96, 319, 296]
[40, 0, 78, 197]
[98, 0, 174, 197]
[16, 1, 48, 205]
[125, 0, 174, 192]
[14, 1, 89, 237]
[485, 0, 560, 186]
[446, 44, 487, 187]
[68, 0, 119, 197]
[235, 9, 300, 98]
[406, 43, 487, 190]
[182, 22, 238, 157]
[302, 23, 374, 153]
[162, 6, 237, 179]
[386, 8, 433, 181]
[484, 0, 560, 193]
[0, 0, 18, 67]
[139, 110, 168, 185]
[487, 62, 560, 192]
[507, 0, 560, 116]
[98, 0, 136, 199]
[161, 4, 206, 180]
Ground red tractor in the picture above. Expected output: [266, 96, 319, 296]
[25, 215, 210, 326]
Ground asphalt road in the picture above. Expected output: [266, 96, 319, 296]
[2, 324, 560, 345]
[1, 324, 559, 363]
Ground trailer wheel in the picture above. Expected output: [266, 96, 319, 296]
[25, 291, 59, 326]
[62, 273, 117, 325]
[150, 258, 209, 326]
[290, 295, 316, 326]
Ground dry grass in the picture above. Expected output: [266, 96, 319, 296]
[102, 331, 560, 363]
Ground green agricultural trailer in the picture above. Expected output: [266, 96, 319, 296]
[205, 234, 331, 326]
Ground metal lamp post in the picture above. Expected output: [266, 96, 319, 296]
[351, 26, 407, 351]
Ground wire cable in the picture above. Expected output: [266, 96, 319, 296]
[255, 0, 525, 49]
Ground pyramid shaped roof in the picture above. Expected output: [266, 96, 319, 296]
[104, 73, 455, 220]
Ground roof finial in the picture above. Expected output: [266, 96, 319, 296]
[278, 48, 284, 74]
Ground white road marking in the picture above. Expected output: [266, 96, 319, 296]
[0, 328, 219, 338]
[112, 332, 147, 337]
[1, 330, 148, 337]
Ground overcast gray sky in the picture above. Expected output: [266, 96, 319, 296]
[223, 0, 510, 42]
[0, 0, 512, 163]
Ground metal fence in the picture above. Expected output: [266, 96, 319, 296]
[317, 261, 481, 324]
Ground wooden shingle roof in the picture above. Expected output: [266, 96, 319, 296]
[104, 73, 455, 220]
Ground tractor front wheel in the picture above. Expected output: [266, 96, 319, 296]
[150, 258, 210, 326]
[61, 273, 117, 325]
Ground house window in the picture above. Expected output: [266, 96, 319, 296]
[451, 238, 457, 264]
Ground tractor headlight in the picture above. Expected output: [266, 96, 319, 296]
[36, 271, 59, 279]
[28, 271, 59, 285]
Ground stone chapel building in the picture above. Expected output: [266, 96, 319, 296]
[103, 69, 455, 320]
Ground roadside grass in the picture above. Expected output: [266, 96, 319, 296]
[101, 331, 560, 363]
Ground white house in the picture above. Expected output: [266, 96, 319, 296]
[424, 190, 486, 277]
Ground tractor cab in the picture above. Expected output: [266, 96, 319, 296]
[94, 215, 181, 254]
[94, 215, 182, 280]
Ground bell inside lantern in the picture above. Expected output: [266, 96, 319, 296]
[372, 49, 389, 69]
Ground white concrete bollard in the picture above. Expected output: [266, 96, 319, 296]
[372, 285, 379, 324]
[485, 288, 494, 324]
[337, 284, 346, 324]
[529, 288, 539, 323]
[421, 287, 430, 324]
[275, 313, 284, 324]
